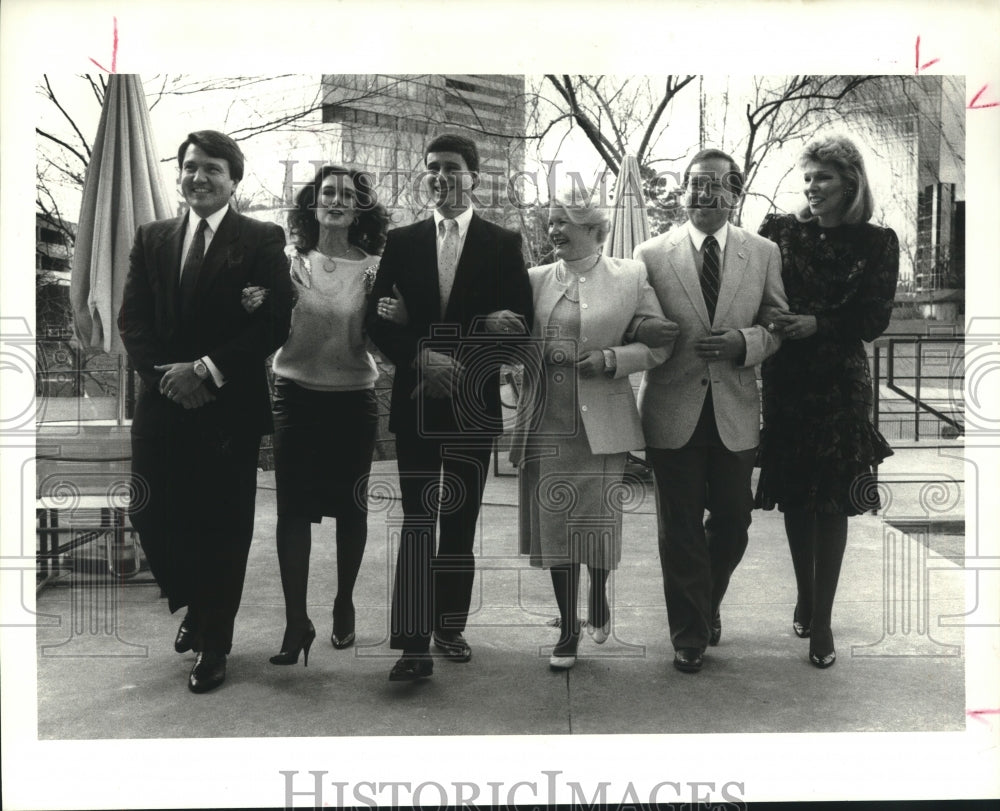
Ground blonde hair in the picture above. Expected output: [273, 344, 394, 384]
[795, 135, 874, 224]
[550, 186, 612, 245]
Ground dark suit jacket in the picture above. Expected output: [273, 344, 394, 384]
[118, 207, 293, 439]
[366, 213, 533, 437]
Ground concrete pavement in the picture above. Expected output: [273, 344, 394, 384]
[35, 445, 966, 739]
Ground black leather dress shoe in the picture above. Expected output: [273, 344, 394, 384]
[433, 631, 472, 663]
[673, 647, 704, 673]
[709, 613, 722, 646]
[388, 654, 433, 682]
[188, 652, 227, 693]
[174, 619, 196, 653]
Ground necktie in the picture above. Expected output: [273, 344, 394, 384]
[180, 218, 208, 313]
[700, 234, 720, 323]
[438, 218, 459, 316]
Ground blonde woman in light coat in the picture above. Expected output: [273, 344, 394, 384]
[503, 189, 677, 670]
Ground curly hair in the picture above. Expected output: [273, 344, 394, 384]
[796, 135, 874, 224]
[288, 165, 390, 255]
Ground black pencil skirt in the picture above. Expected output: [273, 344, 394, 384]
[272, 378, 378, 523]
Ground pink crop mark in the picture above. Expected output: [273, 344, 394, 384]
[968, 85, 999, 110]
[914, 36, 940, 74]
[966, 708, 1000, 725]
[88, 16, 118, 73]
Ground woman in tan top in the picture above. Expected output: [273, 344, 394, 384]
[245, 165, 388, 666]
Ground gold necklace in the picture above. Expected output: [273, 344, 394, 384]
[318, 247, 362, 273]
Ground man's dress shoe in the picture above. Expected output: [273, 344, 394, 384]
[188, 652, 227, 693]
[388, 654, 433, 682]
[174, 620, 196, 654]
[673, 647, 704, 673]
[432, 631, 472, 663]
[709, 613, 722, 647]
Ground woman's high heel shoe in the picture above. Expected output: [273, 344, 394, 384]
[270, 621, 317, 667]
[792, 604, 811, 638]
[331, 599, 355, 650]
[808, 628, 836, 669]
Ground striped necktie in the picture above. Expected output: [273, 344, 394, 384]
[700, 234, 720, 322]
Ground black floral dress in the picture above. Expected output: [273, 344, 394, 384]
[755, 213, 899, 516]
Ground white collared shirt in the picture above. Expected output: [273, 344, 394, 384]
[433, 205, 474, 267]
[686, 219, 729, 258]
[179, 204, 230, 280]
[179, 204, 230, 388]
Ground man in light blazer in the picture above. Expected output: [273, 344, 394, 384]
[633, 148, 787, 673]
[119, 130, 292, 693]
[366, 133, 533, 681]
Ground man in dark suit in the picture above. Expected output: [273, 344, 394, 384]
[633, 149, 787, 674]
[367, 133, 533, 681]
[119, 130, 292, 693]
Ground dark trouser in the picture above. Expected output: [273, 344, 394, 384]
[646, 442, 756, 651]
[389, 431, 493, 652]
[130, 430, 260, 654]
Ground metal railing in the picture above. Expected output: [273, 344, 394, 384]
[871, 334, 964, 518]
[873, 335, 964, 442]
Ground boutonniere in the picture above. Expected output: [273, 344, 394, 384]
[362, 263, 380, 295]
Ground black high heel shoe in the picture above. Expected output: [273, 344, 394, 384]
[331, 599, 355, 650]
[808, 628, 836, 669]
[792, 604, 811, 639]
[269, 621, 316, 667]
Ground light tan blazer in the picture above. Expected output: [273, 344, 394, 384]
[634, 223, 787, 452]
[509, 255, 671, 463]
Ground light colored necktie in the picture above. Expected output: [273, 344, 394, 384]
[438, 218, 459, 316]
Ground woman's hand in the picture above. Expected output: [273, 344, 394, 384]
[241, 286, 269, 314]
[576, 350, 606, 378]
[483, 309, 526, 335]
[770, 310, 818, 340]
[377, 284, 409, 325]
[634, 317, 680, 348]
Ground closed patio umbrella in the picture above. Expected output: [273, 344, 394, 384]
[605, 154, 653, 477]
[70, 74, 173, 357]
[605, 154, 650, 260]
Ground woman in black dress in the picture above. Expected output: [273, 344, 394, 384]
[756, 135, 899, 668]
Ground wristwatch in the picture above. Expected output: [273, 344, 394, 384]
[193, 358, 210, 380]
[602, 349, 617, 375]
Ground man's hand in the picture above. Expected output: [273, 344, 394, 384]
[769, 310, 817, 340]
[576, 350, 606, 378]
[411, 349, 465, 399]
[694, 329, 745, 362]
[176, 383, 217, 410]
[155, 362, 203, 401]
[482, 309, 526, 335]
[634, 317, 681, 348]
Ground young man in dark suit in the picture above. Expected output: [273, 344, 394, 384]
[119, 130, 292, 693]
[367, 133, 533, 681]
